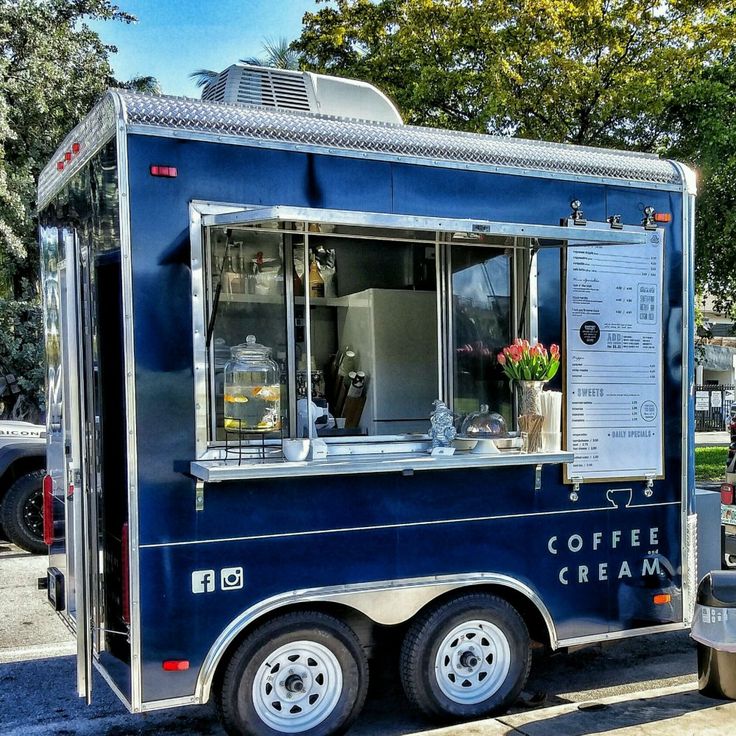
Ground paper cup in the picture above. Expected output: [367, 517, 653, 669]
[282, 439, 310, 462]
[542, 432, 561, 451]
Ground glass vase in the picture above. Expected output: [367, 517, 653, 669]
[518, 380, 546, 416]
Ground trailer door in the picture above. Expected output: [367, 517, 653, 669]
[62, 229, 97, 703]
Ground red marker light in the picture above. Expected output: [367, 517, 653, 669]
[653, 213, 672, 223]
[72, 142, 81, 154]
[43, 475, 53, 546]
[65, 151, 72, 162]
[653, 594, 672, 605]
[162, 660, 190, 671]
[56, 162, 64, 171]
[150, 165, 178, 178]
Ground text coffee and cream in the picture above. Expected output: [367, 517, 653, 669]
[548, 528, 661, 585]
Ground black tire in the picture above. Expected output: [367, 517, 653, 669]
[0, 469, 46, 554]
[216, 611, 369, 736]
[400, 593, 531, 722]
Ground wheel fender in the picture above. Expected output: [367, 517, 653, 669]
[195, 573, 557, 704]
[0, 443, 46, 488]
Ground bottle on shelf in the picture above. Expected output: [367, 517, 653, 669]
[309, 255, 325, 298]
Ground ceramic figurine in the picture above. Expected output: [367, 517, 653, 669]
[429, 399, 456, 448]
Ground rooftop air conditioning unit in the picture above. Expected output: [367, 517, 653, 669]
[201, 64, 403, 125]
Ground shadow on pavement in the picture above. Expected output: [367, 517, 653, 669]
[520, 631, 696, 706]
[503, 690, 728, 736]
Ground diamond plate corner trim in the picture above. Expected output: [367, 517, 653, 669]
[118, 91, 680, 186]
[38, 94, 119, 211]
[683, 513, 698, 626]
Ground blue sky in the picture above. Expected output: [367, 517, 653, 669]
[90, 0, 322, 98]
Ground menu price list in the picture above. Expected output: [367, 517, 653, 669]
[565, 229, 664, 481]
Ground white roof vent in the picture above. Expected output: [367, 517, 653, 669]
[201, 64, 403, 125]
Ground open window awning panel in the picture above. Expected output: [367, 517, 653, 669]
[202, 206, 649, 246]
[700, 344, 736, 372]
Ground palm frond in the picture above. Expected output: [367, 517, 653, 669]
[189, 68, 219, 89]
[120, 75, 161, 95]
[240, 37, 300, 70]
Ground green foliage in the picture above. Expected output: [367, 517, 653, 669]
[0, 0, 135, 291]
[295, 0, 735, 148]
[0, 281, 44, 421]
[0, 1, 141, 419]
[668, 55, 736, 316]
[695, 445, 728, 481]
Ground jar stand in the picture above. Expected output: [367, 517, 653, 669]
[224, 420, 284, 465]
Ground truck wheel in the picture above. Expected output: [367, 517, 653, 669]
[400, 593, 531, 722]
[216, 611, 368, 736]
[0, 469, 46, 554]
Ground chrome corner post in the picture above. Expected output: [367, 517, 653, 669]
[113, 96, 143, 712]
[672, 161, 697, 624]
[527, 241, 539, 344]
[189, 205, 209, 457]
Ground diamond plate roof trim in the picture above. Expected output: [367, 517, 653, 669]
[38, 95, 119, 210]
[39, 90, 682, 210]
[121, 91, 680, 186]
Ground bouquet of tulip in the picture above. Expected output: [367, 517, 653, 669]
[497, 339, 560, 381]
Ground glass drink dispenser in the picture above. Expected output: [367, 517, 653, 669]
[223, 335, 281, 432]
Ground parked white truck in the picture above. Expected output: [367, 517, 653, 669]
[0, 421, 46, 553]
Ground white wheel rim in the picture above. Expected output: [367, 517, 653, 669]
[434, 619, 512, 705]
[252, 640, 343, 733]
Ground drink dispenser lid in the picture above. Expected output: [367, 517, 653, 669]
[231, 334, 272, 359]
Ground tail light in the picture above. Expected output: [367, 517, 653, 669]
[162, 660, 190, 671]
[721, 483, 734, 505]
[43, 474, 54, 546]
[121, 523, 130, 625]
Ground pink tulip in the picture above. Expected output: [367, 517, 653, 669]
[498, 352, 506, 365]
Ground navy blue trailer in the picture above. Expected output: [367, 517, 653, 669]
[38, 76, 695, 735]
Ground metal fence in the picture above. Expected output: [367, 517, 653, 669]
[695, 384, 734, 431]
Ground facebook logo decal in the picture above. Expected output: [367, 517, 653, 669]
[191, 570, 216, 594]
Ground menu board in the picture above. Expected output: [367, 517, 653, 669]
[565, 227, 664, 482]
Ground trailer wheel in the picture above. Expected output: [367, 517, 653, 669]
[0, 469, 46, 554]
[400, 593, 531, 722]
[216, 611, 368, 736]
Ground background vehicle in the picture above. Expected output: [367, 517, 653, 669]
[721, 406, 736, 567]
[0, 421, 46, 553]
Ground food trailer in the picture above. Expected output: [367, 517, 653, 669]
[38, 66, 696, 736]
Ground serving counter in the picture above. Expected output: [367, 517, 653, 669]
[190, 449, 574, 482]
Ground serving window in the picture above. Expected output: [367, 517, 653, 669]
[191, 205, 647, 461]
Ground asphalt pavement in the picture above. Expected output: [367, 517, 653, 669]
[3, 540, 736, 735]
